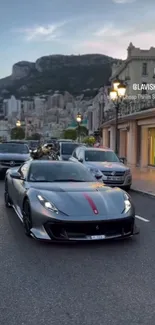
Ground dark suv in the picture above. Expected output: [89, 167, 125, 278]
[57, 142, 83, 160]
[0, 142, 31, 174]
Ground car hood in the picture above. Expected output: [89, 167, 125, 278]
[84, 161, 128, 171]
[0, 153, 30, 160]
[30, 182, 126, 218]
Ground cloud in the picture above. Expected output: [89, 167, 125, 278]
[14, 21, 67, 41]
[74, 22, 155, 59]
[94, 23, 125, 37]
[112, 0, 136, 3]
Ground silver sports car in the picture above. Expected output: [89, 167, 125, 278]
[4, 160, 139, 241]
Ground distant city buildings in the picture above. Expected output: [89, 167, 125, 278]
[0, 90, 90, 140]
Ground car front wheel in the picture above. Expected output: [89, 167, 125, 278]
[4, 181, 12, 208]
[22, 199, 32, 237]
[124, 185, 131, 191]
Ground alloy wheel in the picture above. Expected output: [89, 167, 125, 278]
[23, 200, 32, 237]
[4, 182, 12, 208]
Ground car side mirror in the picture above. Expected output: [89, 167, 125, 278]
[78, 158, 83, 163]
[10, 171, 22, 179]
[119, 157, 127, 164]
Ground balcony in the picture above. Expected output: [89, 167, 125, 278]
[103, 97, 155, 124]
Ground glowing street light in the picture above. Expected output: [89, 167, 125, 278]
[76, 113, 82, 142]
[109, 79, 126, 154]
[16, 120, 21, 127]
[76, 113, 82, 124]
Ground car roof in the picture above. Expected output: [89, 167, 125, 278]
[30, 160, 77, 165]
[57, 139, 73, 142]
[1, 141, 28, 144]
[60, 142, 80, 145]
[82, 147, 113, 152]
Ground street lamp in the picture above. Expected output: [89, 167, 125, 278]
[99, 93, 104, 125]
[76, 113, 82, 141]
[109, 79, 126, 154]
[16, 120, 21, 127]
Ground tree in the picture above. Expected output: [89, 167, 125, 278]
[82, 136, 95, 146]
[63, 129, 77, 140]
[77, 126, 88, 136]
[11, 127, 25, 140]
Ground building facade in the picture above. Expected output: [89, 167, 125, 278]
[111, 43, 155, 97]
[102, 43, 155, 169]
[102, 101, 155, 168]
[87, 87, 109, 134]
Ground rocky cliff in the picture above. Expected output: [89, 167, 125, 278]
[12, 61, 35, 80]
[0, 54, 121, 97]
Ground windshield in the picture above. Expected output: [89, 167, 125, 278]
[61, 143, 79, 155]
[0, 143, 29, 154]
[28, 162, 96, 182]
[85, 150, 119, 162]
[29, 141, 39, 148]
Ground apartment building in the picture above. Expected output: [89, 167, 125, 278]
[102, 43, 155, 169]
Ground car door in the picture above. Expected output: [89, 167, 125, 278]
[13, 162, 30, 210]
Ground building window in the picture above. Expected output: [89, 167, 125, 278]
[142, 62, 147, 76]
[141, 82, 147, 94]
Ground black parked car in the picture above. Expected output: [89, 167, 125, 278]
[0, 142, 31, 175]
[57, 142, 84, 160]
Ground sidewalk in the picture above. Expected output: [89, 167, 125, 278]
[131, 167, 155, 196]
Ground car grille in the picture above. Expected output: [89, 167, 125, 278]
[0, 160, 25, 167]
[101, 170, 125, 185]
[102, 171, 125, 176]
[44, 217, 134, 240]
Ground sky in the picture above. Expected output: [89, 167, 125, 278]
[1, 0, 155, 77]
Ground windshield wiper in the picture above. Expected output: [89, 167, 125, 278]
[29, 180, 51, 182]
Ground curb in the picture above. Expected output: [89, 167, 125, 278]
[130, 188, 155, 198]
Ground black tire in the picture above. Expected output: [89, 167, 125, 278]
[22, 199, 32, 237]
[123, 185, 131, 191]
[4, 181, 12, 208]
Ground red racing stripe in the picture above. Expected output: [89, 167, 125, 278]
[84, 193, 99, 214]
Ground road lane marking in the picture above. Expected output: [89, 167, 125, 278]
[135, 215, 150, 222]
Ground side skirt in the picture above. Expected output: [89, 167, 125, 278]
[12, 205, 23, 223]
[12, 204, 34, 239]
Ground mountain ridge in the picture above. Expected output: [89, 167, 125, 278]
[0, 54, 122, 97]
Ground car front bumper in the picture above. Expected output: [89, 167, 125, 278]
[30, 216, 139, 242]
[102, 175, 132, 188]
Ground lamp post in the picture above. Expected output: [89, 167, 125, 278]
[109, 79, 126, 155]
[99, 93, 104, 126]
[16, 120, 21, 127]
[76, 113, 82, 142]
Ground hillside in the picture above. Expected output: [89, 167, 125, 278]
[0, 54, 121, 98]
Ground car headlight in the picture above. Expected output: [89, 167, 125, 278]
[123, 193, 131, 213]
[125, 169, 131, 175]
[88, 167, 102, 177]
[37, 195, 58, 214]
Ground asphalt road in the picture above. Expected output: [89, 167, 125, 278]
[0, 181, 155, 325]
